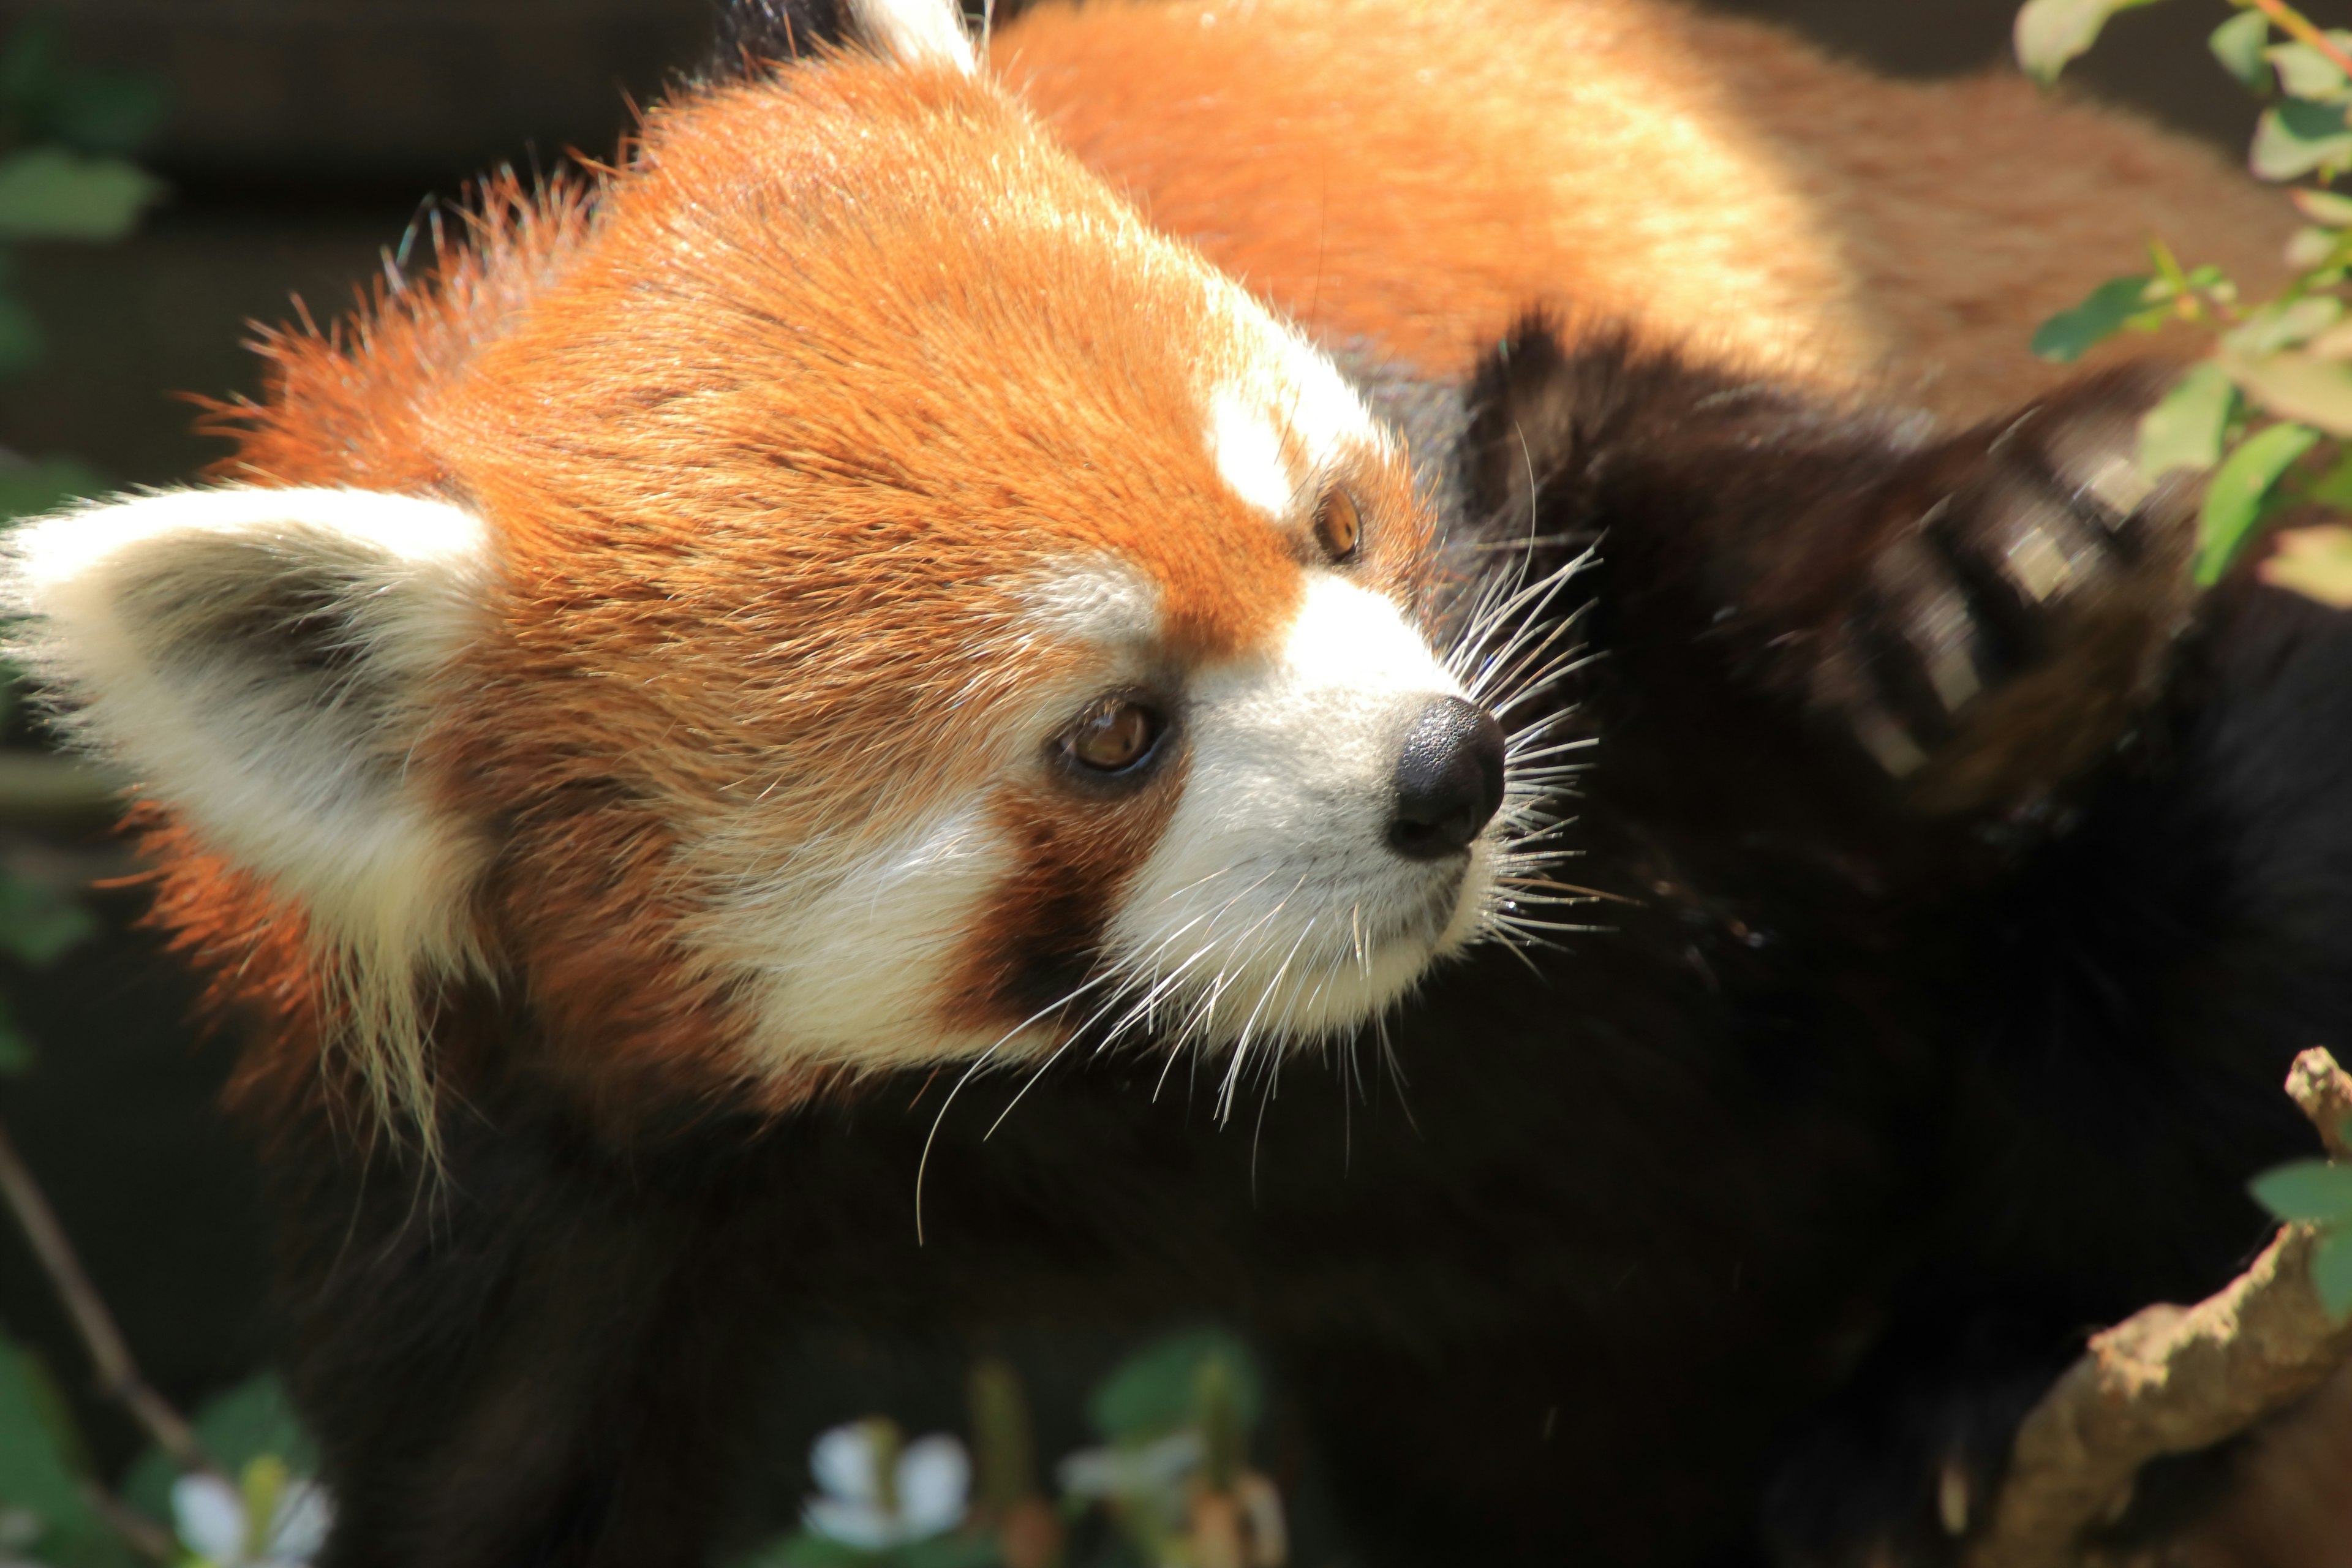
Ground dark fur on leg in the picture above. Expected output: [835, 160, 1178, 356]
[1457, 321, 2348, 1565]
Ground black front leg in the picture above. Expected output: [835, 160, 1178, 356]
[1758, 1302, 2075, 1568]
[279, 1106, 784, 1568]
[1460, 322, 2201, 893]
[1456, 323, 2242, 1568]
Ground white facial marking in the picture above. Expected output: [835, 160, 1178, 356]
[1250, 312, 1389, 473]
[1099, 575, 1493, 1101]
[1209, 389, 1297, 518]
[1202, 279, 1387, 518]
[1014, 555, 1163, 648]
[846, 0, 976, 72]
[707, 796, 1022, 1074]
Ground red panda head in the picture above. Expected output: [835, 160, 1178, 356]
[3, 0, 1516, 1135]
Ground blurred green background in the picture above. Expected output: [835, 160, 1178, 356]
[0, 0, 2267, 1531]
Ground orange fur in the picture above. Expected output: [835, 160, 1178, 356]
[993, 0, 2297, 420]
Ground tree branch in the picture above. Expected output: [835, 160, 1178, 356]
[1966, 1046, 2352, 1568]
[0, 1110, 213, 1476]
[0, 753, 120, 822]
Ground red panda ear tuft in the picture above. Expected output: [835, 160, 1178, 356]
[711, 0, 974, 75]
[1, 486, 495, 1127]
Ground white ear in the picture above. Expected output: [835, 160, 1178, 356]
[2, 486, 492, 1076]
[848, 0, 976, 71]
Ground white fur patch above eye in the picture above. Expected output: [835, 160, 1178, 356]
[1208, 388, 1297, 518]
[1202, 284, 1387, 519]
[847, 0, 976, 71]
[2, 485, 496, 1131]
[1014, 556, 1163, 647]
[1250, 314, 1388, 474]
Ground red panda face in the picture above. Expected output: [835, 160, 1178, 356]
[2, 31, 1508, 1126]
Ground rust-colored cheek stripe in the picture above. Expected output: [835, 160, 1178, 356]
[941, 744, 1192, 1041]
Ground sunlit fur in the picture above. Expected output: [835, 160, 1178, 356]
[995, 0, 2298, 424]
[0, 18, 1520, 1139]
[2, 487, 493, 1134]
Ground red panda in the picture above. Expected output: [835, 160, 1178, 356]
[6, 1, 2345, 1566]
[12, 5, 1497, 1148]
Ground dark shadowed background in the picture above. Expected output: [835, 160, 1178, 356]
[0, 0, 2276, 1524]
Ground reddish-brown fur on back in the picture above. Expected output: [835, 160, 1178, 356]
[995, 0, 2296, 420]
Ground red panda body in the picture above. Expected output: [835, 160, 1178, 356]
[993, 0, 2293, 421]
[8, 2, 2351, 1566]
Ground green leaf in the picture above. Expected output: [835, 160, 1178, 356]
[2183, 262, 2234, 298]
[896, 1532, 1003, 1568]
[2226, 347, 2352, 433]
[2228, 294, 2347, 355]
[2014, 0, 2166, 85]
[0, 875, 96, 967]
[2264, 523, 2352, 607]
[0, 21, 61, 115]
[2198, 421, 2321, 584]
[2265, 37, 2352, 101]
[0, 149, 164, 243]
[2032, 273, 2157, 362]
[0, 993, 31, 1076]
[2251, 1156, 2352, 1223]
[41, 74, 170, 157]
[0, 292, 39, 378]
[2212, 10, 2274, 88]
[750, 1532, 883, 1568]
[0, 456, 103, 523]
[2253, 98, 2352, 181]
[1088, 1330, 1262, 1442]
[2138, 360, 2236, 478]
[2295, 186, 2352, 227]
[0, 1344, 101, 1551]
[2286, 225, 2342, 269]
[2313, 1230, 2352, 1319]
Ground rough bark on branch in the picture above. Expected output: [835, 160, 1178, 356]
[1966, 1047, 2352, 1568]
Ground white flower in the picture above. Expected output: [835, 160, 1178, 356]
[802, 1420, 970, 1550]
[171, 1468, 333, 1567]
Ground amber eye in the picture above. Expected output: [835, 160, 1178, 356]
[1314, 486, 1362, 562]
[1066, 699, 1164, 773]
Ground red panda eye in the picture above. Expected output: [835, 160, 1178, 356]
[1066, 699, 1163, 773]
[1314, 486, 1362, 562]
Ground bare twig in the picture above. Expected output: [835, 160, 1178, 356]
[81, 1480, 175, 1562]
[0, 1110, 214, 1476]
[2237, 0, 2352, 85]
[1966, 1047, 2352, 1568]
[0, 753, 121, 821]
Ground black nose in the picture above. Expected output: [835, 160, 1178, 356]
[1387, 697, 1506, 861]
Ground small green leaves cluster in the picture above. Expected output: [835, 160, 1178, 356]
[2015, 0, 2172, 87]
[0, 20, 166, 339]
[2250, 1123, 2352, 1317]
[2018, 0, 2352, 592]
[0, 1343, 319, 1568]
[0, 20, 165, 1082]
